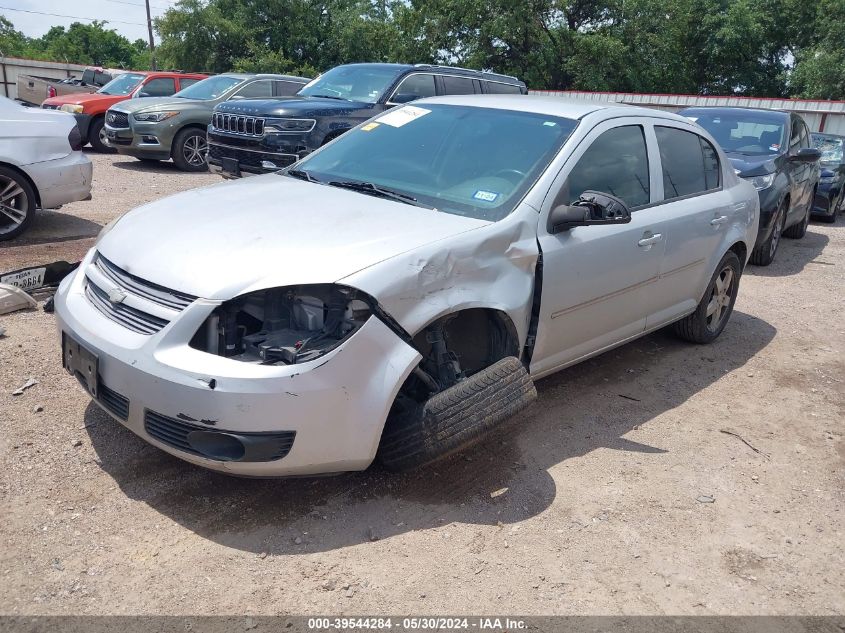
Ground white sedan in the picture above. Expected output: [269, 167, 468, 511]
[55, 96, 758, 477]
[0, 97, 93, 241]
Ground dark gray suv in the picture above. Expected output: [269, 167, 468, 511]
[207, 63, 527, 178]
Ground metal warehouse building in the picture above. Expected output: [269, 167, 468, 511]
[530, 90, 845, 136]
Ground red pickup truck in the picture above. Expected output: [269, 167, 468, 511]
[41, 71, 208, 152]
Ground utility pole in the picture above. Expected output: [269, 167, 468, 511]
[145, 0, 157, 70]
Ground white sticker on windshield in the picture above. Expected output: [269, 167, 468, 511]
[378, 105, 431, 128]
[473, 190, 499, 202]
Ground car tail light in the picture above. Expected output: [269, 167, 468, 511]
[68, 125, 83, 151]
[47, 85, 57, 98]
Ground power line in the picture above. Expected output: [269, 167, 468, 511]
[0, 5, 148, 26]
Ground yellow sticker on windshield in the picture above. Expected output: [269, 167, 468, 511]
[361, 122, 380, 131]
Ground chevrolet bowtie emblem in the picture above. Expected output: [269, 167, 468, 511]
[107, 288, 127, 304]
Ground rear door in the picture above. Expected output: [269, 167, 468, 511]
[641, 122, 733, 328]
[531, 119, 663, 376]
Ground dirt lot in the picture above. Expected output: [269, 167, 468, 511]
[0, 152, 843, 616]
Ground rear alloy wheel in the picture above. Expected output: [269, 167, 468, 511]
[749, 199, 786, 266]
[172, 128, 208, 172]
[0, 166, 36, 241]
[673, 251, 741, 344]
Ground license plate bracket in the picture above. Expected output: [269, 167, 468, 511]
[222, 157, 241, 176]
[63, 332, 99, 398]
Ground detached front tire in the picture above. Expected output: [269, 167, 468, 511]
[783, 194, 811, 239]
[674, 250, 741, 344]
[749, 199, 786, 266]
[377, 356, 537, 471]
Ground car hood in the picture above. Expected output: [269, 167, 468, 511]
[97, 175, 488, 300]
[215, 96, 376, 118]
[42, 91, 122, 107]
[724, 152, 779, 176]
[113, 96, 210, 114]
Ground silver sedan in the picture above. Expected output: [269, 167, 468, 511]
[55, 95, 759, 476]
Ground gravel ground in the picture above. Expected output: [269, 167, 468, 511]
[0, 152, 843, 616]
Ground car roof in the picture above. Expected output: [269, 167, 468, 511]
[414, 94, 691, 122]
[680, 106, 790, 120]
[330, 62, 524, 85]
[217, 73, 310, 82]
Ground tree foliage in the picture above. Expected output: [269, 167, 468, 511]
[3, 0, 844, 98]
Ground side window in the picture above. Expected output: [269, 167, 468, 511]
[441, 75, 475, 95]
[390, 74, 436, 102]
[179, 78, 201, 90]
[140, 77, 176, 97]
[789, 118, 802, 153]
[234, 80, 273, 99]
[485, 81, 522, 94]
[655, 126, 719, 200]
[274, 80, 303, 97]
[562, 125, 650, 208]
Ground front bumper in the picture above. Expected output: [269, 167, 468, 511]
[812, 181, 841, 215]
[206, 129, 305, 178]
[54, 250, 421, 477]
[106, 120, 173, 160]
[25, 151, 93, 209]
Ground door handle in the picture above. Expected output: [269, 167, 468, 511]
[638, 233, 663, 247]
[710, 215, 729, 226]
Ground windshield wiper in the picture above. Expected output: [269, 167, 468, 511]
[308, 94, 346, 100]
[327, 179, 426, 207]
[286, 168, 321, 183]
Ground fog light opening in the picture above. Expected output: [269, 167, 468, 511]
[186, 430, 245, 461]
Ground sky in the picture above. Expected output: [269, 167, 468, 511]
[0, 0, 180, 44]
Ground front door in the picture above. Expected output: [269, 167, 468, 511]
[531, 121, 663, 377]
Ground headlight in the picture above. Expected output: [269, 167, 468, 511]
[264, 118, 316, 133]
[60, 104, 84, 114]
[191, 284, 373, 364]
[133, 111, 180, 122]
[742, 173, 775, 191]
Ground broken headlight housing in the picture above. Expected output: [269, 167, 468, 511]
[190, 284, 372, 365]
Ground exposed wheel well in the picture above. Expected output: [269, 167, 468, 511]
[321, 129, 348, 146]
[399, 308, 520, 403]
[0, 161, 40, 207]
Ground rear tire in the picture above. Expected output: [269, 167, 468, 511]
[377, 357, 536, 471]
[88, 117, 115, 153]
[0, 166, 37, 241]
[749, 199, 786, 266]
[673, 250, 741, 344]
[172, 128, 209, 172]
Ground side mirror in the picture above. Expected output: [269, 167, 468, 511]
[547, 190, 632, 234]
[136, 92, 150, 98]
[228, 95, 246, 101]
[790, 147, 821, 163]
[390, 93, 418, 105]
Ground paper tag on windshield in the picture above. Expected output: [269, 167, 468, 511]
[378, 105, 431, 128]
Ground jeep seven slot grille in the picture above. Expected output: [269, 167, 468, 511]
[212, 113, 265, 136]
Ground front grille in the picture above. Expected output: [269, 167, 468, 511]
[144, 410, 296, 461]
[212, 113, 265, 136]
[94, 254, 196, 311]
[208, 143, 296, 169]
[106, 110, 129, 128]
[99, 383, 129, 420]
[85, 280, 168, 335]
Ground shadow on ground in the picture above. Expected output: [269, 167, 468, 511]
[5, 209, 102, 247]
[111, 158, 210, 175]
[86, 310, 776, 555]
[746, 227, 830, 278]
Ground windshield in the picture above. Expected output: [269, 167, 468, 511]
[97, 73, 145, 96]
[173, 75, 242, 100]
[298, 65, 404, 104]
[295, 104, 578, 221]
[812, 135, 844, 163]
[687, 111, 785, 156]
